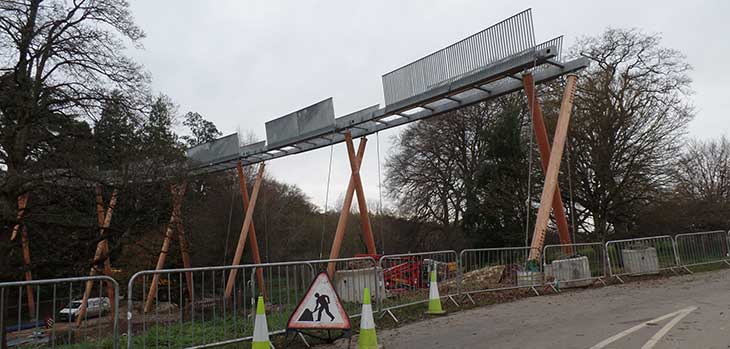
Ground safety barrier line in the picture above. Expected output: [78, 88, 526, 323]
[6, 230, 730, 348]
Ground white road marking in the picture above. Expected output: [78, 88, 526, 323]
[590, 306, 697, 349]
[641, 306, 697, 349]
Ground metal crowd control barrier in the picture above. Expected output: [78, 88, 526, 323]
[378, 250, 459, 321]
[542, 243, 607, 287]
[605, 235, 679, 282]
[459, 247, 545, 302]
[127, 263, 269, 349]
[126, 257, 379, 349]
[0, 276, 119, 349]
[674, 230, 730, 272]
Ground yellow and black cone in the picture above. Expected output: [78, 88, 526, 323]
[252, 296, 271, 349]
[358, 288, 379, 349]
[426, 270, 446, 315]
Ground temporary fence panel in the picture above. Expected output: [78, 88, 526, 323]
[126, 258, 376, 349]
[542, 243, 607, 287]
[674, 230, 730, 270]
[605, 236, 678, 279]
[0, 276, 119, 349]
[459, 247, 542, 296]
[126, 264, 264, 349]
[378, 250, 459, 313]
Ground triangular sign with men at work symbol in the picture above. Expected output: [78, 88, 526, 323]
[287, 272, 351, 330]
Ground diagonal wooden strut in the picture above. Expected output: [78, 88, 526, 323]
[327, 136, 367, 278]
[523, 73, 574, 253]
[236, 161, 266, 298]
[529, 74, 579, 261]
[9, 193, 36, 315]
[144, 183, 191, 313]
[94, 185, 117, 318]
[225, 163, 265, 299]
[10, 194, 35, 315]
[344, 131, 377, 255]
[77, 186, 118, 324]
[10, 193, 28, 241]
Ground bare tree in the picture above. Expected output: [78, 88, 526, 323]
[563, 28, 694, 239]
[635, 137, 730, 234]
[674, 137, 730, 203]
[385, 102, 489, 227]
[0, 0, 148, 220]
[385, 95, 532, 246]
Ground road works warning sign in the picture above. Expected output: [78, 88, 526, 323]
[287, 272, 351, 330]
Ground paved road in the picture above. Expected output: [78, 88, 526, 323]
[322, 268, 730, 348]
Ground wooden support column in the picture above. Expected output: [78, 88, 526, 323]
[225, 163, 265, 299]
[10, 194, 34, 315]
[236, 161, 266, 297]
[144, 183, 188, 313]
[176, 221, 194, 301]
[523, 73, 574, 252]
[529, 75, 578, 261]
[327, 137, 367, 278]
[19, 227, 34, 315]
[344, 132, 377, 254]
[77, 188, 118, 324]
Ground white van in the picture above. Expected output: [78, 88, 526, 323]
[58, 297, 110, 321]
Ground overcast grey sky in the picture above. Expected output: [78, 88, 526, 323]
[127, 0, 729, 210]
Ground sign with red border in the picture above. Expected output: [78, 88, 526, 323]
[287, 272, 351, 330]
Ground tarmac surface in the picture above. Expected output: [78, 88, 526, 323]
[320, 268, 730, 348]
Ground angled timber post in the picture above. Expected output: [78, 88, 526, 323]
[11, 193, 35, 315]
[19, 227, 34, 315]
[528, 75, 578, 261]
[344, 131, 377, 254]
[225, 163, 265, 300]
[94, 185, 117, 318]
[10, 193, 28, 241]
[327, 137, 367, 278]
[77, 187, 118, 324]
[144, 183, 188, 313]
[236, 161, 266, 298]
[176, 221, 194, 303]
[523, 73, 574, 255]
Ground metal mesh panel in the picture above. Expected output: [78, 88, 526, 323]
[536, 36, 563, 62]
[185, 133, 240, 165]
[264, 98, 335, 148]
[381, 9, 536, 106]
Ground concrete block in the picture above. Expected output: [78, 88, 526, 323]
[621, 247, 659, 275]
[544, 256, 592, 288]
[334, 267, 386, 303]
